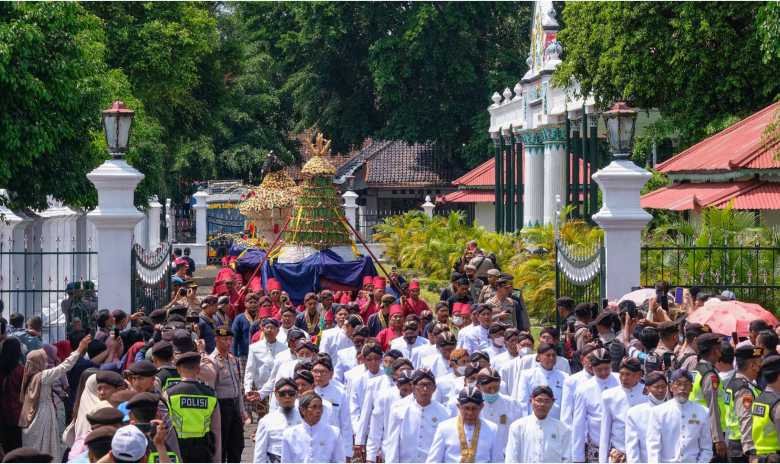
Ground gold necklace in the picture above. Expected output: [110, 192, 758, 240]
[457, 415, 481, 463]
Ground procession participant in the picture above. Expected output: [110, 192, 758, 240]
[689, 332, 728, 460]
[360, 276, 387, 322]
[295, 293, 324, 341]
[356, 276, 374, 309]
[720, 344, 762, 462]
[598, 357, 648, 463]
[389, 320, 428, 359]
[367, 294, 396, 338]
[334, 325, 369, 384]
[319, 310, 358, 359]
[280, 391, 346, 463]
[513, 327, 571, 374]
[375, 304, 404, 351]
[475, 367, 521, 460]
[354, 349, 403, 436]
[450, 302, 471, 335]
[484, 323, 507, 362]
[572, 348, 618, 463]
[413, 322, 449, 367]
[420, 332, 457, 377]
[505, 385, 572, 463]
[198, 295, 219, 354]
[363, 362, 415, 463]
[278, 306, 307, 344]
[253, 379, 302, 463]
[457, 304, 491, 353]
[498, 332, 534, 397]
[514, 342, 568, 418]
[477, 269, 501, 304]
[435, 348, 471, 401]
[163, 351, 221, 463]
[231, 291, 261, 371]
[401, 279, 429, 317]
[492, 327, 521, 371]
[256, 328, 307, 402]
[244, 318, 286, 417]
[312, 356, 353, 461]
[647, 369, 713, 463]
[262, 339, 318, 413]
[625, 371, 669, 463]
[383, 369, 451, 463]
[426, 386, 499, 463]
[264, 278, 283, 320]
[347, 344, 386, 433]
[752, 355, 780, 462]
[208, 327, 246, 463]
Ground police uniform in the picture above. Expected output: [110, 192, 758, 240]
[153, 341, 182, 392]
[752, 356, 780, 461]
[689, 334, 727, 455]
[725, 345, 764, 461]
[126, 393, 181, 463]
[164, 352, 222, 463]
[209, 328, 245, 463]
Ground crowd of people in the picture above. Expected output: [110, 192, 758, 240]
[1, 240, 780, 463]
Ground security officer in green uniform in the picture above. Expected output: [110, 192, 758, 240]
[752, 355, 780, 462]
[164, 351, 222, 463]
[689, 332, 729, 460]
[127, 392, 181, 463]
[151, 341, 181, 392]
[726, 344, 764, 462]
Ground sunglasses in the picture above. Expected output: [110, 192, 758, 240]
[277, 390, 296, 398]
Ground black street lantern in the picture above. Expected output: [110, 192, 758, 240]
[102, 100, 135, 158]
[603, 101, 637, 160]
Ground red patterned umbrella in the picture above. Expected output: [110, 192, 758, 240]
[688, 299, 779, 337]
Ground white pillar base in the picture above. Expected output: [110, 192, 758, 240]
[192, 191, 208, 267]
[522, 132, 544, 227]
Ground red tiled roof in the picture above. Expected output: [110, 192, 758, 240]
[640, 181, 780, 211]
[453, 154, 593, 187]
[438, 190, 496, 203]
[656, 101, 780, 174]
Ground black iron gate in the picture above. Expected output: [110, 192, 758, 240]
[207, 208, 245, 264]
[554, 237, 605, 328]
[131, 243, 172, 312]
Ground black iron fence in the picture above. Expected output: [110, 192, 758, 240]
[356, 209, 409, 241]
[131, 242, 172, 313]
[0, 237, 97, 343]
[207, 207, 245, 264]
[641, 244, 780, 310]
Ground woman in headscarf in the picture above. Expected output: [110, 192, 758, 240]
[42, 344, 70, 427]
[0, 337, 25, 453]
[19, 334, 91, 460]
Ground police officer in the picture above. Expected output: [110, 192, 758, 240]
[209, 327, 246, 463]
[152, 341, 180, 392]
[690, 332, 728, 460]
[752, 355, 780, 462]
[164, 351, 222, 463]
[726, 344, 764, 462]
[127, 392, 181, 463]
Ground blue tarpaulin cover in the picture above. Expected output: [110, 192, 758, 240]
[234, 247, 377, 304]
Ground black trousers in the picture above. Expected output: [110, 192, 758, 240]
[218, 398, 244, 463]
[178, 434, 215, 463]
[0, 425, 22, 455]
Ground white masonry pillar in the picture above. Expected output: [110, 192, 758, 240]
[522, 130, 545, 227]
[592, 160, 652, 300]
[87, 159, 144, 312]
[147, 196, 162, 250]
[191, 190, 209, 267]
[422, 195, 435, 218]
[543, 125, 567, 225]
[342, 190, 358, 233]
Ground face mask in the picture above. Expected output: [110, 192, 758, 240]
[383, 366, 394, 376]
[452, 316, 464, 326]
[467, 381, 477, 389]
[404, 336, 417, 345]
[483, 392, 499, 404]
[599, 332, 616, 344]
[493, 337, 505, 347]
[456, 366, 467, 376]
[518, 347, 533, 356]
[648, 393, 667, 405]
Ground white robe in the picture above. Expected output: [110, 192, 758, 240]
[420, 352, 452, 378]
[367, 390, 412, 461]
[505, 414, 572, 463]
[319, 327, 352, 360]
[572, 374, 619, 462]
[253, 408, 302, 462]
[349, 368, 384, 433]
[315, 381, 353, 458]
[514, 365, 568, 419]
[599, 382, 648, 462]
[354, 373, 394, 446]
[426, 417, 500, 463]
[411, 343, 438, 368]
[281, 420, 346, 463]
[625, 401, 657, 463]
[479, 393, 523, 460]
[334, 346, 358, 384]
[646, 399, 713, 463]
[390, 336, 429, 360]
[384, 399, 451, 463]
[244, 339, 287, 393]
[560, 369, 592, 425]
[456, 324, 490, 354]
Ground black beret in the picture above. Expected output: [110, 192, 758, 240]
[488, 323, 507, 335]
[2, 447, 53, 463]
[126, 392, 160, 410]
[294, 370, 315, 385]
[696, 333, 723, 352]
[261, 317, 281, 327]
[536, 343, 556, 355]
[84, 425, 117, 446]
[762, 355, 780, 375]
[149, 309, 167, 323]
[476, 367, 500, 385]
[531, 385, 555, 399]
[152, 341, 173, 359]
[735, 344, 765, 360]
[412, 368, 436, 385]
[172, 329, 195, 353]
[167, 304, 188, 318]
[620, 357, 643, 372]
[589, 348, 611, 366]
[385, 349, 403, 360]
[457, 386, 484, 405]
[215, 326, 233, 337]
[274, 377, 297, 392]
[86, 407, 125, 426]
[127, 360, 157, 377]
[470, 351, 490, 363]
[353, 325, 371, 337]
[670, 368, 694, 383]
[644, 371, 668, 386]
[95, 370, 125, 387]
[174, 351, 201, 367]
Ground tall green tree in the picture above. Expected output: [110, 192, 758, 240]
[554, 2, 780, 147]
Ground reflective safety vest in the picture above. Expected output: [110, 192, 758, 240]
[752, 390, 780, 456]
[724, 376, 761, 441]
[167, 380, 218, 439]
[690, 361, 728, 429]
[158, 367, 181, 391]
[148, 451, 181, 463]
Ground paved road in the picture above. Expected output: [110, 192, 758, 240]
[241, 420, 257, 462]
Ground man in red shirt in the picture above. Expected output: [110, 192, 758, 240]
[375, 304, 405, 351]
[266, 278, 283, 318]
[360, 276, 386, 321]
[401, 279, 429, 317]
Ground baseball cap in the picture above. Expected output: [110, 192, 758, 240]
[111, 425, 148, 462]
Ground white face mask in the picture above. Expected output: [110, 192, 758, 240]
[493, 337, 505, 347]
[648, 393, 667, 405]
[456, 366, 467, 376]
[518, 347, 533, 356]
[452, 316, 464, 326]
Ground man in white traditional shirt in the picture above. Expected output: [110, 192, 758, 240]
[362, 360, 415, 463]
[484, 323, 507, 362]
[281, 391, 346, 463]
[599, 357, 648, 463]
[499, 332, 535, 396]
[625, 371, 668, 463]
[334, 325, 369, 384]
[572, 348, 618, 462]
[492, 328, 522, 372]
[515, 342, 568, 418]
[312, 355, 353, 460]
[475, 367, 522, 460]
[506, 385, 572, 463]
[253, 378, 301, 463]
[647, 369, 713, 463]
[389, 320, 428, 359]
[348, 344, 388, 434]
[254, 328, 307, 402]
[319, 312, 360, 359]
[513, 327, 571, 373]
[427, 386, 500, 463]
[412, 323, 449, 367]
[383, 369, 451, 463]
[457, 304, 492, 353]
[560, 342, 598, 425]
[354, 352, 406, 459]
[244, 318, 287, 414]
[420, 331, 456, 377]
[435, 348, 471, 402]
